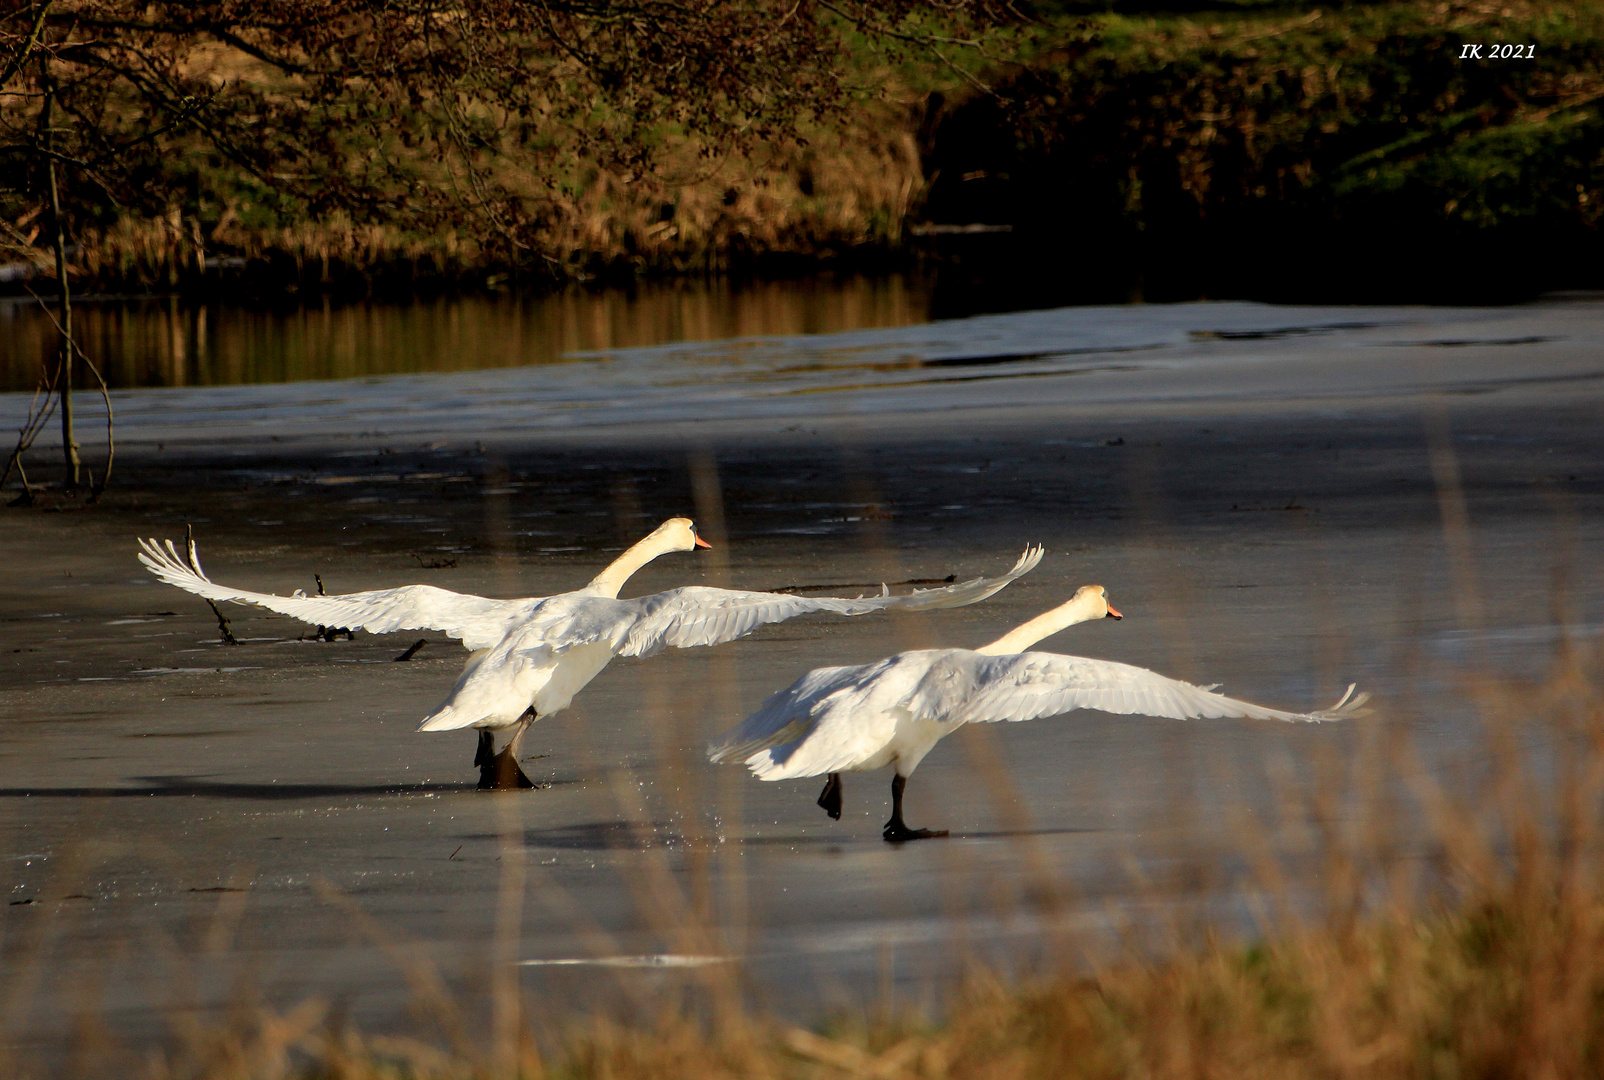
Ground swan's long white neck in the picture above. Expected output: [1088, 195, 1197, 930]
[586, 533, 679, 599]
[974, 592, 1106, 655]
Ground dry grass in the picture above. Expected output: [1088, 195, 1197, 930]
[49, 95, 928, 295]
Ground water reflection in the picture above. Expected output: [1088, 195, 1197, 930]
[0, 276, 934, 392]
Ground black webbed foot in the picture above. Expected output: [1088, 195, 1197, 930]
[474, 712, 547, 790]
[882, 773, 943, 841]
[816, 773, 843, 820]
[478, 746, 537, 790]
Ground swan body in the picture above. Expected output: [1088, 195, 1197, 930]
[138, 520, 1043, 787]
[709, 585, 1369, 840]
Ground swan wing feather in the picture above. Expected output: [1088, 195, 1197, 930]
[138, 538, 524, 650]
[707, 664, 872, 763]
[939, 651, 1369, 726]
[860, 544, 1043, 611]
[705, 657, 917, 776]
[708, 655, 928, 778]
[617, 546, 1043, 658]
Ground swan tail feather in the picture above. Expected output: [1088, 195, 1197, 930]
[418, 706, 478, 732]
[708, 719, 813, 767]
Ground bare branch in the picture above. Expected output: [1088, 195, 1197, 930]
[0, 2, 53, 92]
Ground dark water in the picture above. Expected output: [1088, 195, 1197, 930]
[0, 276, 934, 393]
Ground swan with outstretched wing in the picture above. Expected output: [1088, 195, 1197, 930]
[710, 585, 1369, 840]
[140, 520, 1042, 788]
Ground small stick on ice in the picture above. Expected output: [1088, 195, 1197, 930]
[186, 524, 237, 646]
[312, 574, 353, 639]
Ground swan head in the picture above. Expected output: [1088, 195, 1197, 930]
[649, 517, 713, 552]
[1071, 584, 1122, 620]
[588, 517, 711, 596]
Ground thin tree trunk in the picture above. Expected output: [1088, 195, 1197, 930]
[41, 59, 79, 490]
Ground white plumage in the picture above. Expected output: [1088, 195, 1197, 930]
[709, 585, 1369, 840]
[138, 519, 1042, 787]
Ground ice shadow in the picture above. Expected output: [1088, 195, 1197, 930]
[459, 821, 824, 852]
[459, 822, 1106, 852]
[463, 821, 676, 852]
[947, 826, 1109, 842]
[0, 775, 481, 800]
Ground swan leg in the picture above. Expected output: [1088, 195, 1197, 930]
[817, 773, 843, 820]
[473, 729, 494, 769]
[883, 773, 946, 843]
[478, 712, 538, 791]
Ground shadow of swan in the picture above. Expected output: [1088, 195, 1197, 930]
[0, 775, 481, 800]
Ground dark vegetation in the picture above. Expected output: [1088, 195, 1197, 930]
[923, 0, 1604, 309]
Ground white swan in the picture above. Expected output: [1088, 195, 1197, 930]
[709, 585, 1370, 841]
[138, 520, 1043, 788]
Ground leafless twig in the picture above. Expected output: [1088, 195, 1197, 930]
[186, 523, 237, 645]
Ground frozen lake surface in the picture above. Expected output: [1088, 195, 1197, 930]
[6, 295, 1600, 446]
[1, 295, 1601, 1057]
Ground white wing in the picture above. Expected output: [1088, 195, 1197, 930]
[923, 651, 1370, 726]
[707, 658, 909, 777]
[708, 662, 877, 762]
[137, 538, 528, 651]
[615, 545, 1043, 658]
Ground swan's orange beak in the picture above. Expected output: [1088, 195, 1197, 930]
[1105, 605, 1122, 620]
[694, 535, 713, 549]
